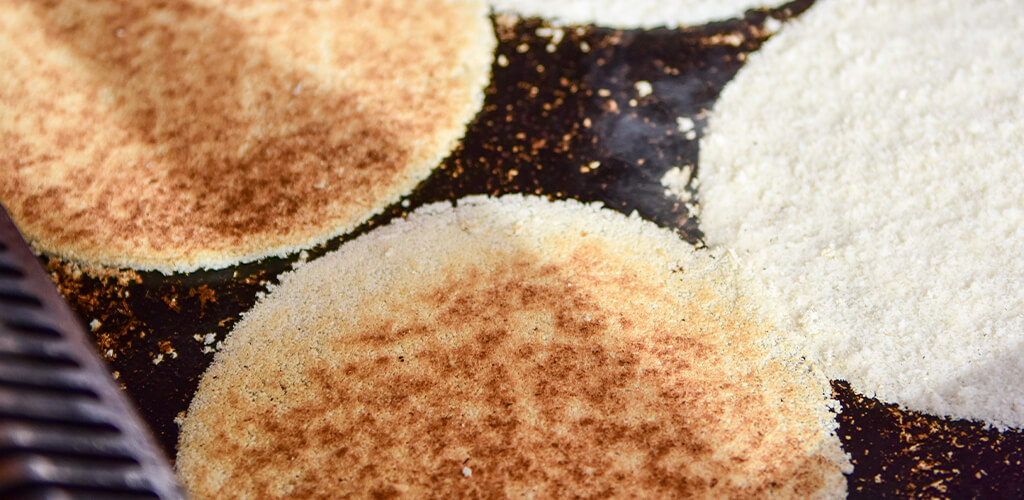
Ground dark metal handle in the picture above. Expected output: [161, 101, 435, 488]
[0, 205, 185, 499]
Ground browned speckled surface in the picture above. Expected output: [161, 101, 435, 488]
[3, 0, 492, 273]
[178, 244, 844, 498]
[42, 1, 1024, 498]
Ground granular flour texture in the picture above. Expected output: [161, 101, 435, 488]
[0, 0, 493, 273]
[489, 0, 780, 28]
[177, 195, 850, 499]
[699, 0, 1024, 428]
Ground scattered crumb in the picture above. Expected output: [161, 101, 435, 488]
[293, 250, 312, 270]
[462, 467, 472, 478]
[536, 26, 564, 45]
[44, 257, 142, 285]
[89, 319, 102, 331]
[676, 116, 695, 133]
[708, 32, 744, 46]
[661, 165, 694, 201]
[635, 80, 653, 97]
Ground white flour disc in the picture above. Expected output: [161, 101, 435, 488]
[699, 0, 1024, 429]
[490, 0, 781, 28]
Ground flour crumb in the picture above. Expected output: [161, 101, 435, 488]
[635, 80, 653, 97]
[675, 116, 694, 132]
[661, 166, 694, 201]
[763, 17, 783, 34]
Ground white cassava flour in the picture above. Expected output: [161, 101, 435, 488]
[490, 0, 781, 28]
[699, 0, 1024, 429]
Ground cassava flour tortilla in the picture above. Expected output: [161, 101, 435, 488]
[176, 195, 850, 499]
[0, 0, 493, 273]
[699, 0, 1024, 428]
[489, 0, 782, 29]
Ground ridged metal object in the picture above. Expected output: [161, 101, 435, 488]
[0, 205, 185, 500]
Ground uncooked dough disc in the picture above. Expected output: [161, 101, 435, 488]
[490, 0, 782, 29]
[699, 0, 1024, 428]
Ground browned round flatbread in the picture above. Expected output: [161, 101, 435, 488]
[0, 0, 493, 273]
[176, 195, 850, 499]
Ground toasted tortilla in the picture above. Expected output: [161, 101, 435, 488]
[176, 195, 850, 498]
[0, 0, 493, 273]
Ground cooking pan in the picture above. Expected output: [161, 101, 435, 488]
[26, 0, 1024, 497]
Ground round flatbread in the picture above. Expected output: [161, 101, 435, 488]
[489, 0, 782, 29]
[699, 0, 1024, 428]
[177, 195, 849, 499]
[0, 0, 493, 273]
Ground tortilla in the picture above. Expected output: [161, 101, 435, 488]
[698, 0, 1024, 428]
[0, 0, 494, 273]
[489, 0, 782, 29]
[176, 195, 849, 498]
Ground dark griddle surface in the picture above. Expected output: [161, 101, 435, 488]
[43, 1, 1024, 497]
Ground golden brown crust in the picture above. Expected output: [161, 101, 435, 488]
[0, 0, 493, 273]
[176, 195, 849, 499]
